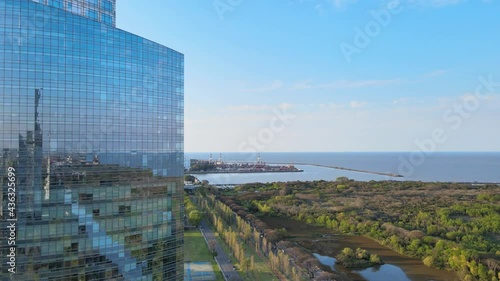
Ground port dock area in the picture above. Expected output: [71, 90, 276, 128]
[187, 169, 303, 174]
[186, 154, 303, 174]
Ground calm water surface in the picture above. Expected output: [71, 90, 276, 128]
[313, 253, 412, 281]
[186, 152, 500, 184]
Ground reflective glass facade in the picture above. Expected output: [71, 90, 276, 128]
[0, 0, 184, 280]
[30, 0, 117, 26]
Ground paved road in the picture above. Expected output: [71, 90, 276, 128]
[200, 220, 243, 281]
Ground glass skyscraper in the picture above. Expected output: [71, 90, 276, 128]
[1, 0, 184, 280]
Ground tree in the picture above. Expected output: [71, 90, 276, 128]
[369, 254, 381, 264]
[250, 255, 255, 274]
[355, 248, 369, 260]
[276, 228, 289, 240]
[280, 186, 293, 196]
[241, 257, 250, 276]
[184, 174, 196, 182]
[188, 210, 203, 226]
[341, 247, 354, 258]
[208, 240, 217, 256]
[423, 256, 434, 267]
[336, 176, 349, 182]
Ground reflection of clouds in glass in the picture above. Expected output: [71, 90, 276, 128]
[2, 1, 183, 158]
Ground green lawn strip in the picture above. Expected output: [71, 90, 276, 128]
[184, 229, 224, 281]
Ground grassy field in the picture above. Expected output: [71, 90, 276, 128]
[184, 229, 224, 281]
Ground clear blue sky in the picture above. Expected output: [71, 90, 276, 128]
[117, 0, 500, 152]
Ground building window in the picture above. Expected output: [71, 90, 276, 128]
[78, 225, 86, 234]
[125, 234, 142, 244]
[88, 9, 98, 20]
[79, 193, 93, 201]
[103, 0, 113, 11]
[103, 14, 112, 24]
[118, 205, 131, 215]
[49, 0, 62, 8]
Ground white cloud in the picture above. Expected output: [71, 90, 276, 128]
[350, 100, 366, 108]
[227, 102, 294, 112]
[294, 0, 358, 12]
[424, 69, 450, 77]
[227, 104, 273, 111]
[330, 0, 358, 9]
[401, 0, 465, 7]
[460, 93, 497, 103]
[278, 102, 294, 111]
[187, 94, 500, 152]
[291, 79, 401, 91]
[393, 97, 413, 105]
[319, 102, 344, 109]
[243, 80, 284, 93]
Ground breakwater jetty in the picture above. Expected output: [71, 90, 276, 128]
[268, 162, 403, 178]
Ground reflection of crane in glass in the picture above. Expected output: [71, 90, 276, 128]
[18, 88, 44, 219]
[44, 131, 50, 200]
[34, 88, 43, 216]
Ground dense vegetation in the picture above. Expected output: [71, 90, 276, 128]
[189, 162, 216, 172]
[184, 197, 203, 226]
[184, 174, 197, 182]
[207, 179, 500, 281]
[335, 247, 383, 268]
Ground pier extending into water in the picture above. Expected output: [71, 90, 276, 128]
[268, 162, 403, 178]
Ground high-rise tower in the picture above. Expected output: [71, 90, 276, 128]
[1, 0, 184, 280]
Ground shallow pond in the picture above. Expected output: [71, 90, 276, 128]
[314, 253, 412, 281]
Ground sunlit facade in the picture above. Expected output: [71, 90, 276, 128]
[31, 0, 117, 26]
[0, 0, 184, 280]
